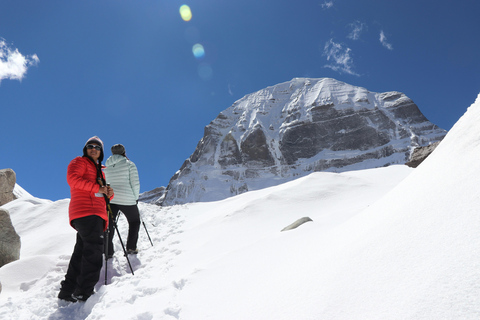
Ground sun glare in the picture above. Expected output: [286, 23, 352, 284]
[179, 5, 192, 21]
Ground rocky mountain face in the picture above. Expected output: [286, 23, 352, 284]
[147, 78, 447, 206]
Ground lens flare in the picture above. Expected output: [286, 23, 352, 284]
[179, 5, 192, 21]
[198, 63, 213, 80]
[192, 43, 205, 59]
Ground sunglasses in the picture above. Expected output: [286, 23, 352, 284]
[86, 144, 102, 151]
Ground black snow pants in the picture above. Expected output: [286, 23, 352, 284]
[60, 215, 105, 296]
[107, 203, 140, 254]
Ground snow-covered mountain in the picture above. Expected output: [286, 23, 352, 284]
[1, 93, 479, 320]
[153, 78, 446, 206]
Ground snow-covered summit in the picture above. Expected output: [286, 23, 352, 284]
[156, 78, 446, 206]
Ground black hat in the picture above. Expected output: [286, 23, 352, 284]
[111, 144, 126, 155]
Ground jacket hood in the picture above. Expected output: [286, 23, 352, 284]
[106, 154, 127, 167]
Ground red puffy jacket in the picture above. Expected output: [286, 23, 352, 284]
[67, 156, 109, 231]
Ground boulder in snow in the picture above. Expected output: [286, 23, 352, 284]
[281, 217, 313, 231]
[0, 208, 21, 268]
[0, 169, 16, 206]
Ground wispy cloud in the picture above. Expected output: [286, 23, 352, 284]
[0, 39, 39, 83]
[347, 21, 367, 40]
[323, 39, 359, 76]
[321, 1, 334, 9]
[379, 30, 393, 50]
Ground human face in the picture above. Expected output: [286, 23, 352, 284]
[87, 143, 101, 162]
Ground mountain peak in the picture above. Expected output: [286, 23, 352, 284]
[149, 78, 446, 206]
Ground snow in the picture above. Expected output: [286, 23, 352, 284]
[1, 94, 480, 319]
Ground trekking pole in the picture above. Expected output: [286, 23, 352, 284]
[103, 184, 135, 276]
[104, 228, 109, 285]
[142, 217, 154, 247]
[119, 208, 153, 247]
[108, 204, 134, 275]
[138, 206, 153, 247]
[100, 179, 110, 285]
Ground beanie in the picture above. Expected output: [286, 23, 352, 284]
[111, 144, 126, 155]
[83, 135, 105, 162]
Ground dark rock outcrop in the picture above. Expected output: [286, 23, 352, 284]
[406, 141, 442, 168]
[241, 127, 275, 167]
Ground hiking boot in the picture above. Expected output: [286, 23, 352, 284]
[58, 290, 77, 303]
[72, 290, 94, 302]
[127, 249, 138, 254]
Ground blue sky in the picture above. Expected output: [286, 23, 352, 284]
[1, 0, 479, 201]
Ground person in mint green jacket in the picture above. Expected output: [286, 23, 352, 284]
[104, 144, 141, 257]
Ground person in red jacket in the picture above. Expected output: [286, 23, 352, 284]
[58, 136, 114, 303]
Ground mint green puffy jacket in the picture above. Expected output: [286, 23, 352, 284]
[104, 154, 140, 206]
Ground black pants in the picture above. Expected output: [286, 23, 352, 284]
[107, 204, 140, 254]
[60, 215, 104, 296]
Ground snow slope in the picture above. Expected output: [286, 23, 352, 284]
[0, 165, 411, 319]
[0, 93, 479, 319]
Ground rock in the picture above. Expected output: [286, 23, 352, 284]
[0, 208, 21, 267]
[139, 187, 166, 203]
[241, 127, 275, 166]
[218, 133, 243, 167]
[0, 169, 16, 206]
[406, 141, 442, 168]
[281, 217, 313, 231]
